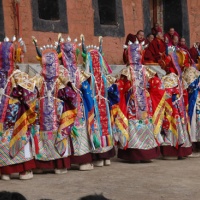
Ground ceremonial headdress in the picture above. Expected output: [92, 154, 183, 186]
[0, 36, 26, 75]
[32, 36, 62, 81]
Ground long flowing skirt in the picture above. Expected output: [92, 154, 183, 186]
[118, 119, 159, 161]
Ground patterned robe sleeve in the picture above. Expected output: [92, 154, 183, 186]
[108, 83, 129, 148]
[9, 85, 37, 158]
[55, 82, 77, 156]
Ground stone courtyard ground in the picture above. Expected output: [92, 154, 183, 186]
[0, 156, 200, 200]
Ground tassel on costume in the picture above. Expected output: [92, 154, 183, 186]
[93, 134, 101, 148]
[72, 126, 79, 137]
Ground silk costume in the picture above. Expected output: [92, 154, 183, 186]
[0, 41, 36, 176]
[60, 40, 93, 165]
[160, 50, 192, 157]
[118, 41, 159, 162]
[32, 40, 76, 170]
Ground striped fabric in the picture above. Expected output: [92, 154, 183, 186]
[127, 119, 157, 150]
[0, 129, 33, 167]
[9, 101, 36, 158]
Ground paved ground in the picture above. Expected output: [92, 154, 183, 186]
[0, 156, 200, 200]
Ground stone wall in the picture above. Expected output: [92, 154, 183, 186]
[2, 0, 200, 64]
[2, 0, 144, 65]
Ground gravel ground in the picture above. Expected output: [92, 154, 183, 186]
[0, 156, 200, 200]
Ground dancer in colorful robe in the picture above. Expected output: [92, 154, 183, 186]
[118, 40, 159, 162]
[81, 35, 125, 167]
[60, 36, 94, 171]
[32, 37, 76, 174]
[0, 38, 36, 180]
[183, 64, 200, 156]
[160, 49, 192, 158]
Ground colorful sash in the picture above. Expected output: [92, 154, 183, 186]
[188, 78, 200, 123]
[170, 52, 188, 126]
[148, 77, 166, 139]
[88, 50, 113, 148]
[128, 44, 149, 120]
[108, 83, 129, 148]
[81, 80, 95, 147]
[9, 87, 36, 158]
[55, 83, 77, 156]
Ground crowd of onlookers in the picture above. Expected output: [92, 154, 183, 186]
[0, 191, 110, 200]
[123, 22, 200, 65]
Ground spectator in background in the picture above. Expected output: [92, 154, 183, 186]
[123, 30, 145, 63]
[151, 22, 163, 36]
[141, 34, 155, 64]
[172, 35, 179, 47]
[145, 33, 154, 46]
[143, 32, 166, 63]
[189, 42, 200, 63]
[179, 37, 189, 51]
[164, 28, 180, 45]
[124, 30, 145, 45]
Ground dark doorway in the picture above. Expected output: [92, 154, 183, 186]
[143, 0, 190, 46]
[163, 0, 190, 46]
[163, 0, 182, 34]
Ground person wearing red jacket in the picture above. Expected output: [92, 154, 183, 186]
[123, 30, 145, 64]
[164, 28, 180, 45]
[143, 32, 166, 63]
[151, 23, 163, 36]
[189, 42, 200, 63]
[145, 33, 154, 46]
[179, 37, 189, 51]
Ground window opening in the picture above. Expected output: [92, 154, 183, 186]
[98, 0, 116, 25]
[38, 0, 60, 20]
